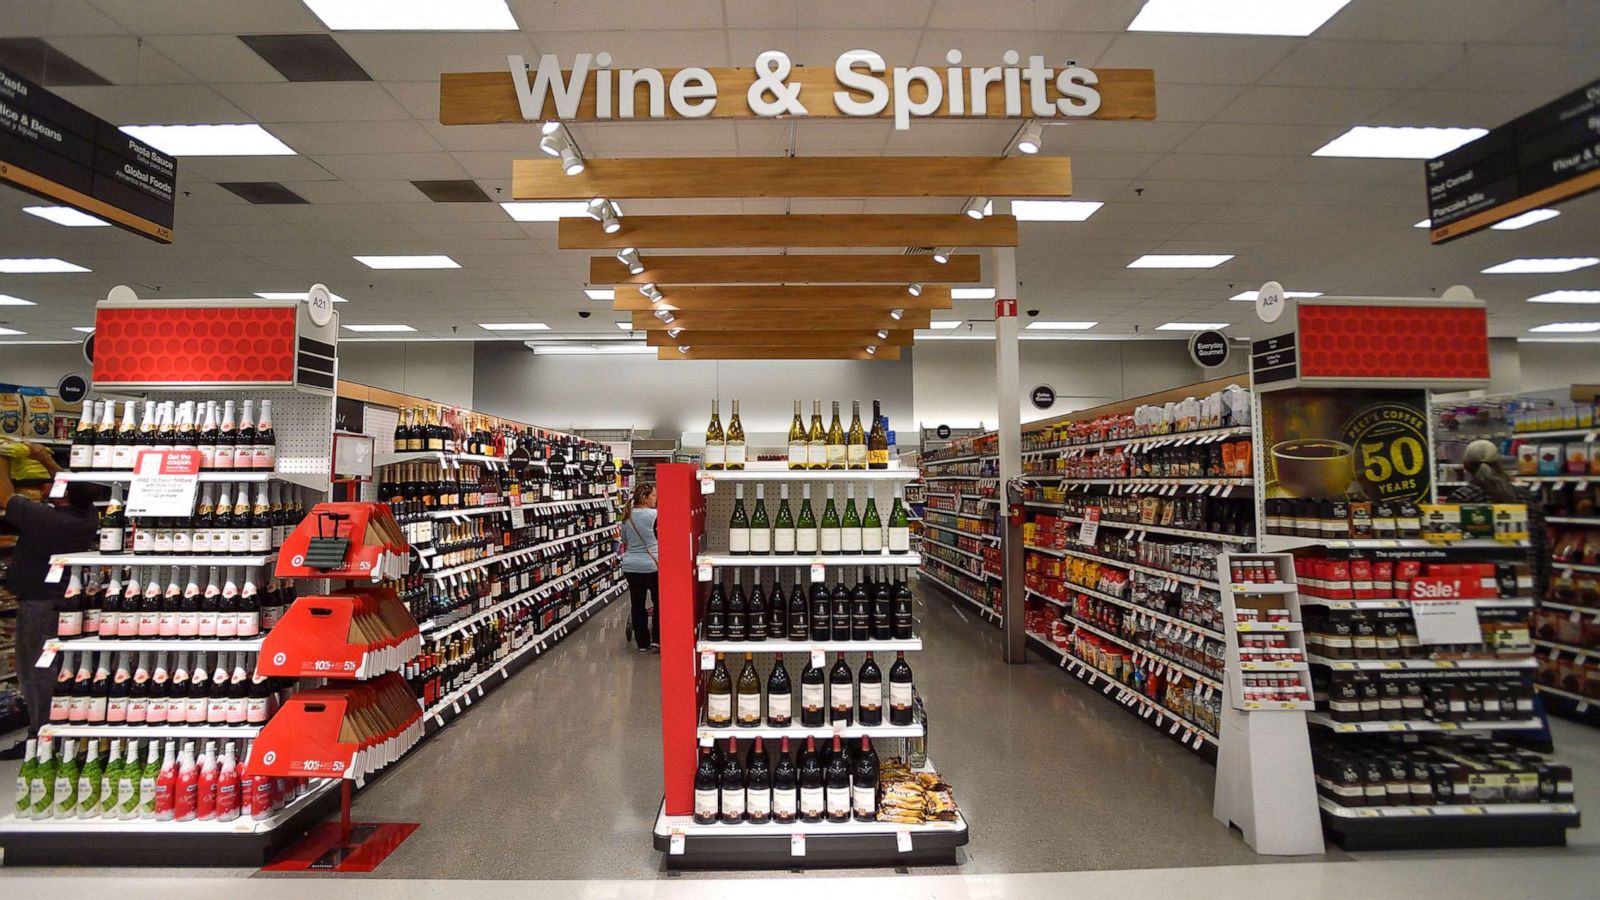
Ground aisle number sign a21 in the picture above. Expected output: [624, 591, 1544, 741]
[508, 50, 1106, 129]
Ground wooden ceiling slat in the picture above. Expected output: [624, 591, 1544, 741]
[610, 285, 953, 311]
[644, 330, 914, 347]
[632, 309, 930, 330]
[559, 214, 1017, 250]
[659, 346, 903, 361]
[596, 254, 980, 285]
[515, 157, 1070, 200]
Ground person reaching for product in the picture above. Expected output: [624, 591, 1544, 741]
[620, 481, 660, 653]
[1450, 440, 1550, 596]
[0, 443, 103, 759]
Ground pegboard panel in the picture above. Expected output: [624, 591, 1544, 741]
[205, 389, 334, 484]
[357, 403, 398, 503]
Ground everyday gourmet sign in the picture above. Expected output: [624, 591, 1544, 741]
[441, 52, 1155, 129]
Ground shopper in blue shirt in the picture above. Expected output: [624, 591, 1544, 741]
[620, 481, 659, 652]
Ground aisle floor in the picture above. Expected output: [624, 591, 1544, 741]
[3, 580, 1598, 891]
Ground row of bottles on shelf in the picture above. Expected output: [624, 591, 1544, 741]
[1316, 670, 1536, 724]
[1030, 437, 1253, 480]
[1059, 495, 1254, 537]
[70, 398, 275, 472]
[1030, 614, 1221, 736]
[391, 538, 617, 627]
[695, 735, 883, 825]
[389, 506, 616, 572]
[703, 567, 915, 643]
[96, 482, 311, 556]
[1312, 737, 1574, 809]
[15, 737, 310, 822]
[378, 460, 612, 520]
[1302, 606, 1532, 661]
[390, 406, 616, 474]
[705, 650, 916, 728]
[1022, 384, 1250, 450]
[1027, 517, 1225, 581]
[703, 398, 895, 471]
[726, 483, 911, 555]
[55, 565, 292, 639]
[48, 649, 288, 726]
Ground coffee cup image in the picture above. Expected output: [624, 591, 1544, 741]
[1271, 439, 1355, 498]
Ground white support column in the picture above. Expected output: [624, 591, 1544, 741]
[992, 200, 1025, 663]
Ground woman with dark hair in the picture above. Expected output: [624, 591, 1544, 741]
[1450, 439, 1549, 596]
[619, 481, 659, 652]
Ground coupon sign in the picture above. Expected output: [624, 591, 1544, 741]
[125, 450, 203, 517]
[1078, 506, 1101, 545]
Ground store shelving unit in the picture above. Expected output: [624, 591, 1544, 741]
[916, 436, 1002, 624]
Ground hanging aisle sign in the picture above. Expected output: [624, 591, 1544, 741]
[441, 52, 1155, 129]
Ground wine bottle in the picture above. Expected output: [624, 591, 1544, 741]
[745, 737, 772, 825]
[82, 568, 103, 637]
[892, 574, 914, 640]
[736, 652, 762, 727]
[868, 400, 889, 469]
[132, 400, 156, 464]
[831, 575, 851, 642]
[766, 653, 792, 727]
[98, 486, 126, 553]
[69, 401, 96, 469]
[703, 577, 727, 641]
[728, 484, 750, 555]
[28, 737, 55, 818]
[725, 399, 746, 471]
[117, 740, 141, 819]
[424, 406, 446, 452]
[229, 486, 250, 556]
[851, 736, 880, 821]
[847, 400, 868, 470]
[90, 400, 117, 470]
[787, 400, 807, 470]
[820, 485, 841, 555]
[796, 484, 818, 555]
[808, 577, 830, 642]
[255, 400, 276, 471]
[798, 736, 824, 823]
[858, 651, 883, 726]
[889, 651, 915, 725]
[727, 570, 746, 641]
[851, 569, 872, 642]
[765, 570, 786, 637]
[706, 653, 732, 728]
[214, 400, 237, 471]
[828, 652, 853, 725]
[236, 400, 256, 471]
[158, 566, 181, 637]
[693, 746, 719, 825]
[826, 401, 846, 470]
[53, 738, 80, 818]
[95, 738, 121, 818]
[872, 567, 893, 640]
[59, 566, 84, 638]
[747, 575, 767, 641]
[787, 569, 808, 641]
[248, 483, 271, 553]
[841, 485, 862, 555]
[800, 656, 825, 727]
[807, 400, 827, 470]
[719, 736, 746, 824]
[745, 484, 771, 556]
[196, 401, 218, 470]
[110, 401, 138, 470]
[823, 734, 851, 823]
[702, 400, 725, 471]
[771, 737, 798, 825]
[772, 485, 796, 555]
[888, 485, 911, 554]
[862, 490, 883, 555]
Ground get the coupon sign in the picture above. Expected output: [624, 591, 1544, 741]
[125, 449, 202, 517]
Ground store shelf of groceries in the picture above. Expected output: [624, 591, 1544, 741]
[697, 637, 922, 655]
[1306, 653, 1537, 671]
[49, 553, 273, 568]
[41, 636, 265, 656]
[694, 718, 924, 742]
[1026, 632, 1218, 747]
[1317, 796, 1579, 820]
[41, 723, 263, 739]
[421, 495, 615, 521]
[1025, 544, 1216, 590]
[654, 793, 968, 839]
[1052, 513, 1256, 545]
[420, 555, 620, 638]
[918, 566, 1002, 626]
[1027, 581, 1223, 640]
[1023, 424, 1252, 457]
[0, 779, 338, 835]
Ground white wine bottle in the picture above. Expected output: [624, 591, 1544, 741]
[703, 400, 725, 471]
[787, 400, 807, 470]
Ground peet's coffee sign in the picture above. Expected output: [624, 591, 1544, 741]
[0, 63, 175, 243]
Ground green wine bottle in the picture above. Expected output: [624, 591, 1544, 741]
[888, 484, 911, 554]
[729, 484, 751, 555]
[862, 490, 883, 554]
[773, 485, 797, 554]
[841, 484, 862, 555]
[750, 484, 772, 555]
[796, 484, 818, 555]
[820, 484, 842, 556]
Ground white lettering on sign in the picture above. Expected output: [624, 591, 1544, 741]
[506, 51, 1104, 131]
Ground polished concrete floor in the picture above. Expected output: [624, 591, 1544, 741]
[3, 578, 1598, 890]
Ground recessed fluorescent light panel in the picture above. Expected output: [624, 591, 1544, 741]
[1489, 209, 1560, 231]
[1414, 219, 1432, 228]
[500, 201, 590, 222]
[1527, 290, 1600, 305]
[342, 324, 416, 333]
[1313, 126, 1487, 159]
[1528, 322, 1600, 333]
[1128, 254, 1233, 269]
[72, 326, 96, 333]
[1128, 0, 1352, 36]
[584, 288, 615, 301]
[302, 0, 517, 30]
[1229, 290, 1323, 301]
[929, 321, 963, 330]
[0, 258, 89, 273]
[479, 322, 550, 331]
[1012, 200, 1103, 222]
[22, 206, 108, 227]
[1481, 257, 1598, 275]
[353, 255, 460, 269]
[614, 322, 636, 332]
[1156, 322, 1228, 331]
[531, 344, 656, 355]
[0, 326, 27, 336]
[254, 291, 348, 303]
[950, 288, 996, 300]
[1025, 321, 1098, 330]
[120, 124, 295, 156]
[0, 294, 37, 306]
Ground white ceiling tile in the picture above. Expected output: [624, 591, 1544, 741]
[912, 31, 1115, 66]
[1139, 154, 1297, 183]
[1098, 34, 1299, 84]
[277, 180, 372, 205]
[1173, 123, 1344, 156]
[336, 33, 539, 82]
[1424, 44, 1600, 93]
[533, 30, 732, 67]
[50, 84, 247, 123]
[215, 82, 412, 123]
[1061, 150, 1162, 179]
[1149, 83, 1245, 122]
[1500, 0, 1600, 45]
[383, 81, 441, 121]
[1212, 86, 1407, 126]
[87, 0, 325, 34]
[173, 155, 336, 183]
[345, 181, 435, 204]
[312, 152, 470, 182]
[0, 0, 128, 36]
[1048, 121, 1198, 154]
[1272, 156, 1420, 185]
[727, 29, 923, 68]
[1259, 40, 1465, 90]
[1367, 89, 1552, 128]
[510, 0, 724, 31]
[144, 35, 287, 84]
[1315, 0, 1554, 43]
[270, 120, 442, 155]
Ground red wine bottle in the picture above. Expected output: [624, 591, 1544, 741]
[889, 651, 915, 726]
[771, 736, 798, 825]
[719, 736, 746, 824]
[851, 736, 879, 822]
[798, 736, 824, 824]
[857, 651, 883, 726]
[745, 737, 772, 825]
[693, 746, 719, 825]
[823, 734, 851, 823]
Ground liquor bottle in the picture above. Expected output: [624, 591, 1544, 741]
[236, 400, 256, 471]
[745, 737, 772, 825]
[719, 736, 746, 824]
[749, 485, 771, 555]
[727, 569, 747, 641]
[725, 399, 746, 470]
[747, 575, 768, 641]
[826, 401, 847, 470]
[872, 567, 893, 640]
[76, 739, 103, 818]
[858, 651, 883, 725]
[772, 485, 796, 555]
[847, 400, 868, 470]
[888, 485, 911, 553]
[795, 484, 818, 555]
[736, 652, 762, 727]
[693, 746, 719, 825]
[214, 400, 237, 471]
[90, 399, 117, 470]
[852, 736, 880, 821]
[828, 652, 853, 725]
[98, 485, 126, 553]
[808, 577, 830, 642]
[59, 566, 84, 637]
[787, 570, 808, 641]
[772, 737, 798, 825]
[766, 653, 792, 727]
[841, 485, 862, 555]
[798, 736, 825, 823]
[851, 569, 872, 642]
[831, 575, 851, 642]
[703, 577, 727, 641]
[706, 653, 732, 727]
[197, 401, 218, 470]
[787, 400, 807, 470]
[862, 490, 883, 555]
[110, 401, 138, 470]
[52, 738, 80, 819]
[889, 651, 915, 725]
[800, 656, 825, 727]
[820, 485, 841, 555]
[892, 574, 914, 640]
[27, 737, 55, 818]
[702, 400, 725, 470]
[728, 484, 750, 555]
[69, 401, 96, 469]
[868, 400, 890, 469]
[824, 734, 851, 823]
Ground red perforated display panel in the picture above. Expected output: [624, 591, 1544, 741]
[92, 306, 298, 385]
[1296, 304, 1488, 381]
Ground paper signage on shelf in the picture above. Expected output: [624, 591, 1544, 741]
[509, 505, 527, 529]
[1078, 507, 1100, 545]
[1410, 577, 1482, 645]
[125, 449, 202, 517]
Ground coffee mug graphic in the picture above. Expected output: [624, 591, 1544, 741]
[1271, 439, 1355, 498]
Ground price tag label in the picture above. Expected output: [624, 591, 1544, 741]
[464, 692, 473, 707]
[790, 833, 806, 857]
[45, 561, 65, 584]
[477, 685, 485, 698]
[811, 562, 826, 583]
[698, 560, 712, 582]
[698, 473, 716, 495]
[896, 830, 913, 852]
[435, 715, 444, 728]
[669, 830, 686, 855]
[49, 475, 68, 498]
[1169, 721, 1181, 735]
[701, 651, 715, 670]
[36, 642, 60, 667]
[811, 648, 825, 668]
[453, 702, 462, 714]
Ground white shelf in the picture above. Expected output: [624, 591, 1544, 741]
[1023, 425, 1251, 456]
[919, 536, 986, 562]
[376, 450, 512, 468]
[1502, 427, 1598, 440]
[1299, 597, 1534, 610]
[41, 723, 262, 739]
[1538, 601, 1600, 618]
[1262, 535, 1529, 552]
[1027, 632, 1219, 743]
[1239, 659, 1309, 671]
[654, 799, 968, 839]
[1056, 515, 1257, 545]
[1552, 560, 1600, 574]
[1055, 614, 1223, 689]
[1306, 654, 1537, 671]
[922, 522, 999, 544]
[1305, 713, 1542, 733]
[1235, 621, 1301, 633]
[697, 637, 921, 654]
[919, 554, 990, 586]
[1534, 683, 1596, 705]
[53, 469, 326, 492]
[923, 474, 993, 482]
[51, 553, 272, 567]
[695, 721, 924, 741]
[420, 554, 620, 638]
[699, 553, 920, 567]
[922, 509, 994, 524]
[699, 465, 918, 483]
[1227, 582, 1299, 594]
[1027, 580, 1223, 639]
[425, 496, 614, 520]
[1317, 796, 1578, 819]
[1547, 516, 1600, 526]
[1533, 637, 1596, 656]
[1065, 477, 1253, 487]
[427, 524, 618, 580]
[42, 636, 265, 657]
[0, 779, 337, 835]
[1026, 545, 1215, 589]
[919, 569, 1002, 625]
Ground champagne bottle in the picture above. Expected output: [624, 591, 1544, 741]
[719, 736, 746, 824]
[132, 400, 156, 463]
[214, 400, 237, 471]
[798, 736, 824, 823]
[693, 746, 719, 825]
[826, 401, 847, 470]
[841, 484, 862, 555]
[16, 738, 38, 819]
[828, 652, 853, 725]
[847, 400, 868, 470]
[118, 739, 142, 819]
[820, 484, 841, 555]
[76, 739, 103, 817]
[868, 400, 890, 469]
[807, 399, 827, 470]
[889, 651, 915, 725]
[748, 485, 771, 555]
[98, 738, 123, 818]
[98, 486, 126, 553]
[736, 652, 762, 727]
[823, 734, 851, 823]
[800, 656, 825, 727]
[197, 401, 218, 470]
[787, 400, 807, 470]
[728, 484, 750, 555]
[725, 399, 746, 470]
[90, 399, 116, 470]
[888, 484, 911, 553]
[851, 736, 880, 821]
[706, 653, 732, 727]
[236, 400, 256, 471]
[111, 401, 138, 470]
[745, 737, 772, 825]
[858, 651, 883, 725]
[771, 737, 798, 825]
[59, 566, 84, 637]
[29, 737, 55, 818]
[766, 653, 792, 727]
[69, 401, 96, 469]
[862, 489, 883, 555]
[53, 738, 80, 818]
[702, 400, 725, 471]
[795, 484, 818, 555]
[255, 400, 276, 471]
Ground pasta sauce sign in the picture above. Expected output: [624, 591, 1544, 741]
[1260, 389, 1432, 504]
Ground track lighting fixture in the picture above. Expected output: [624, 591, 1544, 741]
[539, 124, 585, 175]
[638, 282, 657, 297]
[1014, 120, 1044, 155]
[962, 197, 991, 219]
[617, 247, 643, 275]
[907, 282, 923, 297]
[932, 247, 953, 264]
[678, 345, 691, 354]
[667, 327, 683, 338]
[600, 205, 620, 233]
[540, 120, 561, 136]
[559, 144, 584, 176]
[889, 308, 904, 321]
[865, 345, 877, 356]
[876, 329, 889, 339]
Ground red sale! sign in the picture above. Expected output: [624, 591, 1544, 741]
[1409, 576, 1483, 601]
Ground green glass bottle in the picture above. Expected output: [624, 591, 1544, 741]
[76, 739, 104, 818]
[888, 484, 911, 554]
[29, 738, 56, 818]
[749, 484, 771, 555]
[796, 484, 818, 555]
[16, 738, 37, 819]
[98, 739, 123, 817]
[841, 484, 862, 555]
[728, 483, 751, 555]
[773, 485, 797, 555]
[53, 738, 80, 819]
[862, 490, 883, 555]
[820, 484, 842, 555]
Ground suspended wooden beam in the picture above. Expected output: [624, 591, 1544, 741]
[611, 285, 953, 311]
[633, 309, 930, 330]
[440, 67, 1156, 125]
[595, 254, 980, 285]
[644, 330, 914, 347]
[659, 346, 903, 361]
[516, 157, 1070, 200]
[559, 214, 1017, 250]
